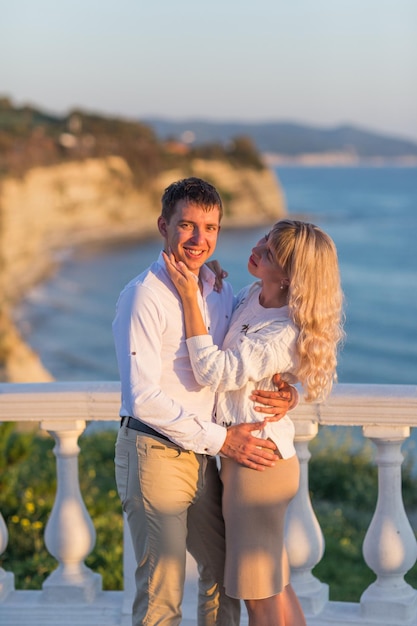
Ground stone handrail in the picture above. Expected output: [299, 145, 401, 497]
[0, 381, 417, 626]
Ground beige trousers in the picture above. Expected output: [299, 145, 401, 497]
[115, 424, 240, 626]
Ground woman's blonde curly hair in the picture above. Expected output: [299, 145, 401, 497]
[270, 219, 345, 403]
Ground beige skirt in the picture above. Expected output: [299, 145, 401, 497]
[220, 454, 300, 600]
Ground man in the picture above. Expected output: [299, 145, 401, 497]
[113, 177, 296, 626]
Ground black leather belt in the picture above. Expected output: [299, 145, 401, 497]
[121, 416, 171, 443]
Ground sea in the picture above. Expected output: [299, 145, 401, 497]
[13, 164, 417, 462]
[15, 165, 417, 388]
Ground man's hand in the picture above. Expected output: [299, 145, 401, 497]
[249, 374, 298, 422]
[220, 422, 278, 471]
[205, 260, 228, 293]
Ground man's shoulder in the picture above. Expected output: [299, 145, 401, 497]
[120, 260, 165, 291]
[220, 279, 235, 297]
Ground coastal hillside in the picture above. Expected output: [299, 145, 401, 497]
[144, 118, 417, 163]
[0, 157, 285, 303]
[0, 100, 286, 382]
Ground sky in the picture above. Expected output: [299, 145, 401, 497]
[1, 0, 417, 142]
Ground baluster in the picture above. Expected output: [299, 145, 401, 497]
[0, 513, 14, 601]
[286, 420, 328, 615]
[361, 425, 417, 621]
[40, 420, 102, 603]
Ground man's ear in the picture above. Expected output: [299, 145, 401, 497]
[157, 216, 167, 237]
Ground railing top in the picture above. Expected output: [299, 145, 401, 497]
[296, 382, 417, 426]
[0, 381, 120, 422]
[0, 381, 416, 426]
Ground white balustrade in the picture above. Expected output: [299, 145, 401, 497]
[286, 419, 329, 615]
[0, 381, 416, 626]
[40, 420, 102, 603]
[361, 425, 417, 621]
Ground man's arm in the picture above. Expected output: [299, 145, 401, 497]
[113, 282, 223, 452]
[113, 281, 279, 466]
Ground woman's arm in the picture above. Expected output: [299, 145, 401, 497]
[163, 250, 208, 338]
[164, 251, 298, 413]
[164, 251, 297, 393]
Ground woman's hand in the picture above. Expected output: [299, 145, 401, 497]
[163, 250, 208, 338]
[163, 250, 199, 300]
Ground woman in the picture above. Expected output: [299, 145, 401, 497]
[164, 219, 344, 626]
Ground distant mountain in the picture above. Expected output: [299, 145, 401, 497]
[143, 118, 417, 159]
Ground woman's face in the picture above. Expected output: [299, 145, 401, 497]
[247, 232, 289, 288]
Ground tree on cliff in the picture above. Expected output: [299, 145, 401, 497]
[0, 100, 266, 181]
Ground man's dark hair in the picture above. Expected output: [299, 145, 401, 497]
[161, 177, 223, 222]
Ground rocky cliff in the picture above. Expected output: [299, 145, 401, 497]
[0, 156, 286, 382]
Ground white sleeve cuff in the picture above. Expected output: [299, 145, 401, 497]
[197, 420, 227, 456]
[186, 335, 214, 350]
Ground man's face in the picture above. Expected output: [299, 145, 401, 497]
[158, 200, 221, 275]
